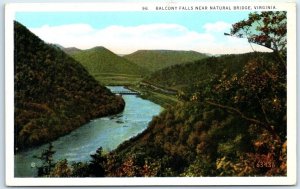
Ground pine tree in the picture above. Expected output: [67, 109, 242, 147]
[33, 143, 56, 176]
[89, 147, 107, 177]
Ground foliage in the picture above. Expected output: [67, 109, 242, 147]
[88, 147, 107, 177]
[50, 159, 72, 177]
[33, 143, 56, 176]
[144, 52, 272, 91]
[230, 11, 286, 65]
[14, 21, 125, 150]
[124, 50, 207, 72]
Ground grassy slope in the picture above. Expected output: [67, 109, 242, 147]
[14, 21, 125, 150]
[123, 50, 208, 72]
[128, 85, 179, 108]
[70, 47, 149, 85]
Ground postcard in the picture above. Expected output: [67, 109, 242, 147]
[5, 1, 296, 186]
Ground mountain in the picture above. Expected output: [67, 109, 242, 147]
[123, 50, 208, 72]
[69, 47, 149, 76]
[143, 53, 272, 91]
[63, 47, 82, 55]
[14, 21, 125, 150]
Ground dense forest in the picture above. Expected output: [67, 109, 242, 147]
[14, 21, 125, 150]
[22, 11, 287, 177]
[143, 52, 274, 91]
[124, 50, 207, 72]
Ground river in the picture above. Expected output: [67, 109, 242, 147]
[14, 86, 162, 177]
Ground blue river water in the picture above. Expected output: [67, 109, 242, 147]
[14, 86, 162, 177]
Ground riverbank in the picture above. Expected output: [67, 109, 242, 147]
[126, 84, 179, 108]
[91, 72, 179, 108]
[15, 86, 162, 177]
[15, 90, 125, 153]
[93, 73, 143, 86]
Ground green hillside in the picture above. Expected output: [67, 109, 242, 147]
[14, 21, 125, 150]
[69, 47, 149, 84]
[123, 50, 208, 72]
[144, 53, 273, 91]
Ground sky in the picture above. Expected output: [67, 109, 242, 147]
[15, 11, 272, 55]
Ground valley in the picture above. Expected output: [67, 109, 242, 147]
[65, 47, 208, 107]
[14, 10, 287, 178]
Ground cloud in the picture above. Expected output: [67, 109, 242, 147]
[203, 21, 231, 33]
[29, 22, 272, 55]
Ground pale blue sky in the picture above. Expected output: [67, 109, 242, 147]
[15, 11, 270, 55]
[16, 11, 251, 33]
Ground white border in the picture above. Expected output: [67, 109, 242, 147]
[5, 2, 297, 186]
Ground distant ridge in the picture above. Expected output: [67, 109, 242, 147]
[123, 50, 208, 72]
[144, 52, 273, 90]
[69, 46, 149, 76]
[63, 47, 82, 55]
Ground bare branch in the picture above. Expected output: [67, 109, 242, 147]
[205, 100, 280, 141]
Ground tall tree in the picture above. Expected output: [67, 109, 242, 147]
[214, 11, 287, 139]
[89, 147, 107, 177]
[228, 11, 287, 66]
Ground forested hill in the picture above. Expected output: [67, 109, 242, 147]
[69, 47, 149, 76]
[123, 50, 208, 72]
[144, 53, 274, 91]
[14, 21, 125, 150]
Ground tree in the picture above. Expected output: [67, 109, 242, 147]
[228, 11, 286, 66]
[89, 147, 107, 176]
[34, 143, 56, 176]
[50, 159, 72, 177]
[213, 11, 287, 140]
